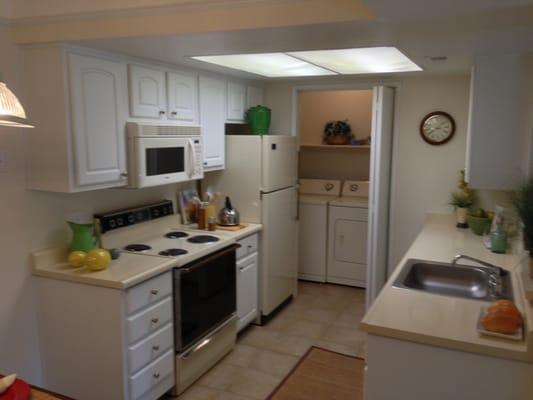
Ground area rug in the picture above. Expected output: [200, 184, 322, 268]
[267, 346, 365, 400]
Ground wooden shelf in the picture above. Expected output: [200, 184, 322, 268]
[300, 144, 371, 151]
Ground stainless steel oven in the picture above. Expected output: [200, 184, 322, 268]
[173, 244, 237, 354]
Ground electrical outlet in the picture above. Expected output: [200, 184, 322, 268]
[0, 151, 7, 172]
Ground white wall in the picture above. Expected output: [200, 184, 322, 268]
[0, 29, 192, 385]
[264, 75, 471, 274]
[388, 76, 470, 270]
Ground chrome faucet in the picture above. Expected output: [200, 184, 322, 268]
[451, 255, 504, 298]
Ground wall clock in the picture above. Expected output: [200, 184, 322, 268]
[420, 111, 455, 145]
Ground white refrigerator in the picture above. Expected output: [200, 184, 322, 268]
[205, 135, 299, 317]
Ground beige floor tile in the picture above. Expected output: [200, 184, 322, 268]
[300, 307, 342, 324]
[249, 349, 299, 378]
[196, 364, 244, 391]
[323, 284, 364, 298]
[227, 369, 281, 400]
[215, 391, 255, 400]
[283, 319, 329, 340]
[298, 281, 327, 295]
[311, 294, 352, 310]
[221, 344, 260, 368]
[177, 385, 220, 400]
[321, 326, 367, 348]
[267, 333, 314, 356]
[332, 309, 365, 328]
[238, 326, 281, 349]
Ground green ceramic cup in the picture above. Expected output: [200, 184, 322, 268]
[466, 215, 490, 236]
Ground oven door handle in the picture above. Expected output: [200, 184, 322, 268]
[180, 314, 237, 360]
[187, 139, 195, 178]
[180, 244, 240, 274]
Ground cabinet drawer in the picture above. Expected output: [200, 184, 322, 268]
[130, 349, 174, 400]
[126, 271, 172, 315]
[237, 234, 258, 260]
[128, 323, 174, 374]
[127, 297, 173, 344]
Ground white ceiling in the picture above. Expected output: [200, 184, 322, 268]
[77, 1, 533, 79]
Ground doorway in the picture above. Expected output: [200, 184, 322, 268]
[293, 85, 395, 307]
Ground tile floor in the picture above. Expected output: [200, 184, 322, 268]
[178, 281, 367, 400]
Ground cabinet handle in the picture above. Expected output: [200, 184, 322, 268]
[120, 171, 128, 177]
[150, 289, 159, 295]
[159, 110, 166, 115]
[152, 345, 160, 351]
[153, 372, 160, 379]
[171, 111, 177, 116]
[151, 317, 159, 324]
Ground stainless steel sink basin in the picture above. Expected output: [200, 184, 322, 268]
[393, 259, 513, 301]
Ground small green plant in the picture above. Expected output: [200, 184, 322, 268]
[449, 169, 476, 209]
[512, 178, 533, 252]
[323, 120, 353, 138]
[450, 192, 475, 208]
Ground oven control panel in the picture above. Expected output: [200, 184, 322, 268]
[94, 200, 174, 233]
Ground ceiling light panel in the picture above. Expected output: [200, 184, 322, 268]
[288, 47, 422, 74]
[191, 53, 336, 78]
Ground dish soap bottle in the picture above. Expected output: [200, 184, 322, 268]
[490, 219, 507, 254]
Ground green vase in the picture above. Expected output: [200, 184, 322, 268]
[68, 221, 96, 253]
[246, 105, 271, 135]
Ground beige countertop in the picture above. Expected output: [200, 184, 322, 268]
[32, 221, 262, 290]
[361, 213, 533, 363]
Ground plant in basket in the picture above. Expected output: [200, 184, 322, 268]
[323, 120, 353, 145]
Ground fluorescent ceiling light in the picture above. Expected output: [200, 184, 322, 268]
[288, 47, 422, 74]
[192, 53, 335, 78]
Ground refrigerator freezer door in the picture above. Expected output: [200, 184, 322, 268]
[261, 186, 298, 316]
[261, 136, 298, 192]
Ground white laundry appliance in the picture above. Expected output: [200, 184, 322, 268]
[298, 179, 342, 282]
[327, 180, 370, 288]
[204, 135, 299, 318]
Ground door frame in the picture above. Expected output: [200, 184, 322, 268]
[291, 81, 401, 301]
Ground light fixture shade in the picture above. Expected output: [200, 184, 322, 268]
[0, 82, 34, 128]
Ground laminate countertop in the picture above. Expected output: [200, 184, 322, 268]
[361, 213, 533, 362]
[31, 220, 262, 290]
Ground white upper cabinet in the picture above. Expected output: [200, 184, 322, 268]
[246, 86, 264, 110]
[199, 76, 226, 171]
[24, 46, 129, 193]
[69, 54, 128, 187]
[128, 65, 167, 119]
[466, 53, 530, 190]
[226, 82, 246, 122]
[167, 71, 199, 124]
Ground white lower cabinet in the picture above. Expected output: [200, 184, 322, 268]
[35, 271, 175, 400]
[236, 234, 259, 332]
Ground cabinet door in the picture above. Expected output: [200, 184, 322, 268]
[237, 253, 258, 331]
[246, 86, 263, 109]
[167, 71, 199, 124]
[466, 54, 528, 190]
[69, 53, 128, 187]
[199, 76, 225, 171]
[226, 82, 246, 122]
[128, 65, 166, 119]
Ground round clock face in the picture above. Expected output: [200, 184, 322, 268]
[420, 111, 455, 145]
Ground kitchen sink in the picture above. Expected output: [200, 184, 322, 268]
[393, 259, 513, 301]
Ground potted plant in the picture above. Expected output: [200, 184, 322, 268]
[323, 120, 353, 145]
[512, 178, 533, 257]
[466, 208, 491, 236]
[450, 170, 476, 228]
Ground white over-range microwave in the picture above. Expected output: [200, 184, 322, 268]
[126, 122, 204, 188]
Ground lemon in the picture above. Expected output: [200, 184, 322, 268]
[86, 248, 111, 271]
[68, 251, 87, 268]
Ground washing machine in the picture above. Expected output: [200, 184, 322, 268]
[327, 180, 369, 287]
[298, 179, 342, 282]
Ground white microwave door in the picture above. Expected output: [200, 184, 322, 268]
[135, 137, 191, 187]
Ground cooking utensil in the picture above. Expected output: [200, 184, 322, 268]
[218, 196, 240, 226]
